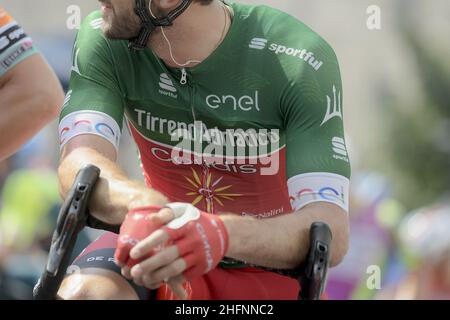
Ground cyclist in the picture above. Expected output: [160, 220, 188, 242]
[58, 0, 351, 300]
[0, 6, 64, 161]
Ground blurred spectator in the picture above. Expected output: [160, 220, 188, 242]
[0, 138, 61, 299]
[376, 201, 450, 299]
[0, 165, 59, 251]
[326, 172, 405, 299]
[0, 134, 99, 299]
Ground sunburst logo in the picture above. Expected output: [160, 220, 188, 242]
[184, 168, 242, 213]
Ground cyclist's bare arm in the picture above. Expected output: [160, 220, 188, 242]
[221, 202, 349, 269]
[58, 135, 168, 226]
[58, 135, 188, 300]
[126, 200, 348, 289]
[0, 54, 64, 161]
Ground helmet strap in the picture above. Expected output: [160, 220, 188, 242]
[129, 0, 193, 51]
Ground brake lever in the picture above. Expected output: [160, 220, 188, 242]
[46, 184, 90, 276]
[299, 222, 332, 300]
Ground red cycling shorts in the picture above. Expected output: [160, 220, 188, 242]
[70, 231, 300, 300]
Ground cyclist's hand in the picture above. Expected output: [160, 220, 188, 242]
[121, 265, 187, 300]
[127, 203, 229, 289]
[115, 206, 188, 299]
[114, 206, 170, 268]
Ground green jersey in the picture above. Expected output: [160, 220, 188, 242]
[59, 2, 350, 217]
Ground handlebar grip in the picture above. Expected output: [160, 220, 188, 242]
[77, 165, 120, 233]
[300, 222, 332, 300]
[33, 165, 101, 300]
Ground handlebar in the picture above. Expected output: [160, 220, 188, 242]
[33, 165, 100, 300]
[34, 164, 332, 300]
[299, 222, 332, 300]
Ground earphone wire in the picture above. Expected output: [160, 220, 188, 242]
[149, 0, 228, 68]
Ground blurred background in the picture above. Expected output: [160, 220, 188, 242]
[0, 0, 449, 299]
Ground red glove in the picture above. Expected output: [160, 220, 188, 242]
[162, 203, 229, 280]
[114, 206, 163, 268]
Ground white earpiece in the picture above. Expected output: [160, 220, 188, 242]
[149, 0, 201, 67]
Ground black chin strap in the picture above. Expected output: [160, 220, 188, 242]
[129, 0, 193, 51]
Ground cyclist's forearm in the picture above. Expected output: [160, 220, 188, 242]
[58, 147, 168, 225]
[220, 202, 349, 269]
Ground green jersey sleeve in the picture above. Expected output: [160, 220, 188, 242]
[282, 37, 351, 212]
[59, 12, 124, 151]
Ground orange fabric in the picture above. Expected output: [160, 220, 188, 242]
[0, 7, 13, 27]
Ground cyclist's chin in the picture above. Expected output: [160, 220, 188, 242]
[101, 15, 140, 40]
[102, 22, 138, 41]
